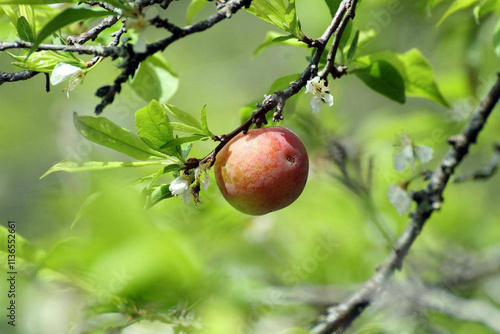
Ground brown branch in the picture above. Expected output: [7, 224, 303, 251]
[319, 0, 358, 79]
[193, 0, 359, 168]
[93, 0, 253, 114]
[67, 15, 120, 45]
[309, 74, 500, 334]
[0, 69, 39, 85]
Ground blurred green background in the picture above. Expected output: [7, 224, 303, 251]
[1, 0, 500, 333]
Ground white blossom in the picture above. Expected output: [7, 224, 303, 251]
[50, 62, 85, 97]
[169, 174, 193, 205]
[415, 145, 434, 163]
[387, 184, 412, 215]
[305, 76, 334, 113]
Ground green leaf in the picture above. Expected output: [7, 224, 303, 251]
[161, 135, 207, 150]
[353, 49, 450, 107]
[0, 0, 77, 3]
[187, 0, 210, 24]
[253, 31, 306, 56]
[163, 103, 202, 129]
[246, 0, 302, 36]
[1, 5, 18, 27]
[239, 74, 299, 124]
[32, 8, 112, 52]
[494, 18, 500, 57]
[19, 5, 35, 32]
[70, 192, 101, 229]
[357, 28, 377, 49]
[73, 112, 172, 161]
[41, 160, 171, 179]
[200, 105, 213, 136]
[9, 50, 83, 72]
[473, 0, 497, 21]
[437, 0, 478, 26]
[170, 122, 205, 134]
[324, 0, 342, 18]
[17, 16, 35, 42]
[145, 184, 173, 208]
[346, 30, 359, 62]
[353, 60, 406, 104]
[130, 53, 179, 104]
[135, 100, 175, 154]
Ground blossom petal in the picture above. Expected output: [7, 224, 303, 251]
[323, 93, 334, 107]
[310, 96, 322, 113]
[393, 145, 414, 172]
[50, 62, 81, 86]
[201, 173, 210, 191]
[415, 145, 434, 163]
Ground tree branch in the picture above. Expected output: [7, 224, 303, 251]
[192, 0, 359, 168]
[0, 40, 122, 57]
[67, 15, 120, 45]
[94, 0, 253, 114]
[0, 69, 39, 85]
[309, 74, 500, 334]
[453, 140, 500, 183]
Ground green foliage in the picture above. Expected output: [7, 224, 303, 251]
[9, 50, 84, 72]
[40, 160, 167, 179]
[135, 100, 176, 154]
[437, 0, 478, 25]
[494, 18, 500, 56]
[246, 0, 304, 38]
[352, 49, 450, 107]
[352, 60, 406, 103]
[253, 31, 307, 56]
[31, 8, 113, 52]
[239, 73, 299, 124]
[186, 0, 211, 24]
[16, 15, 34, 41]
[130, 54, 179, 104]
[73, 112, 173, 161]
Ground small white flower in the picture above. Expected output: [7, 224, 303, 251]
[387, 184, 412, 215]
[169, 174, 193, 205]
[393, 134, 434, 172]
[194, 162, 211, 191]
[305, 76, 334, 113]
[50, 62, 85, 97]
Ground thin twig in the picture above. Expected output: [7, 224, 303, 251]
[0, 40, 122, 57]
[310, 75, 500, 334]
[319, 0, 358, 79]
[453, 140, 500, 183]
[194, 0, 359, 168]
[0, 69, 39, 85]
[67, 15, 120, 45]
[94, 0, 253, 114]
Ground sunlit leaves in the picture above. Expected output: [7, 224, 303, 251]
[352, 60, 406, 104]
[40, 160, 167, 179]
[437, 0, 478, 25]
[135, 100, 175, 154]
[73, 112, 171, 161]
[352, 49, 450, 107]
[494, 18, 500, 56]
[31, 8, 113, 52]
[246, 0, 303, 38]
[187, 0, 211, 24]
[130, 54, 179, 104]
[9, 50, 84, 72]
[253, 31, 307, 56]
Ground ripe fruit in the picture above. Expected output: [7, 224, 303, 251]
[214, 126, 309, 215]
